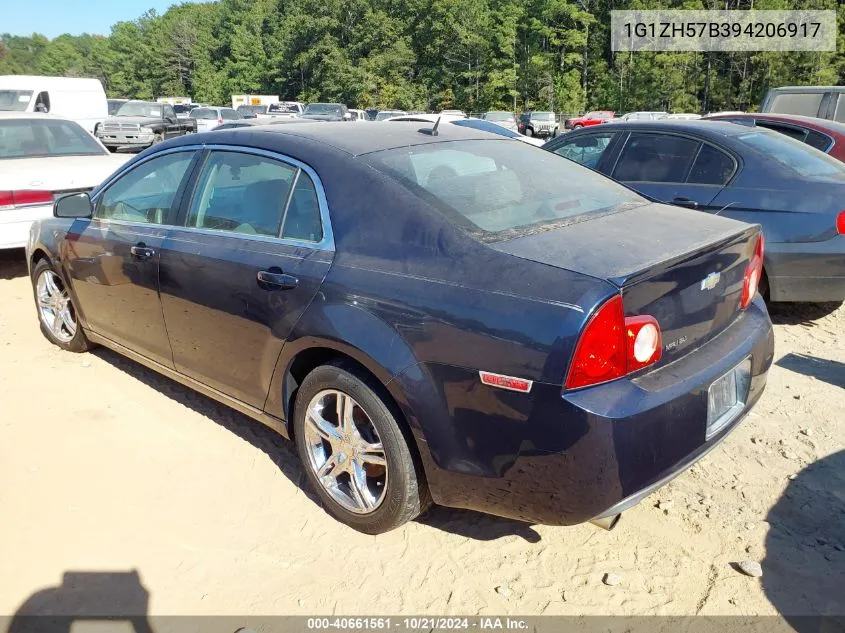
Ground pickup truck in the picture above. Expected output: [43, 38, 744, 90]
[96, 100, 197, 151]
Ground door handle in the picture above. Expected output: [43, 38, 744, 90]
[671, 197, 700, 209]
[257, 270, 298, 290]
[130, 244, 156, 259]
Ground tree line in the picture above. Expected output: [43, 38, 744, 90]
[1, 0, 842, 114]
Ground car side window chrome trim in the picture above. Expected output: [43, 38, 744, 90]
[89, 144, 336, 252]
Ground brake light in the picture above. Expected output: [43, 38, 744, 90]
[837, 211, 845, 235]
[565, 295, 663, 390]
[0, 190, 53, 209]
[740, 233, 765, 309]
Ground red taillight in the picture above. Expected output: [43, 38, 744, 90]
[740, 233, 765, 309]
[0, 190, 53, 209]
[837, 211, 845, 235]
[565, 295, 663, 390]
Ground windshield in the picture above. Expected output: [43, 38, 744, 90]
[116, 102, 163, 118]
[736, 129, 845, 181]
[268, 103, 300, 113]
[0, 90, 34, 111]
[376, 111, 405, 121]
[190, 108, 218, 120]
[484, 112, 514, 123]
[304, 103, 342, 115]
[0, 118, 105, 159]
[364, 139, 645, 242]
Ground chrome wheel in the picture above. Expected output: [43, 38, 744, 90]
[36, 270, 77, 343]
[303, 389, 388, 514]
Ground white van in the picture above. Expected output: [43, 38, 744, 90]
[0, 76, 108, 134]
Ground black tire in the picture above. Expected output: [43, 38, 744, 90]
[525, 127, 534, 137]
[31, 258, 93, 353]
[293, 361, 430, 534]
[572, 123, 583, 129]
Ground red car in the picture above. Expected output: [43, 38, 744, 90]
[564, 110, 614, 129]
[705, 113, 845, 163]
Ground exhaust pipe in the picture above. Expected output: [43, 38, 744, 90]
[590, 513, 621, 531]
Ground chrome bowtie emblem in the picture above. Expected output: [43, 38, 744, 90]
[700, 271, 721, 291]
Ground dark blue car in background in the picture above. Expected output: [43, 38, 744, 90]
[27, 123, 773, 533]
[545, 121, 845, 303]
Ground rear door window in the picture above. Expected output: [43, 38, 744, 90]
[553, 132, 617, 170]
[612, 133, 700, 183]
[687, 145, 735, 185]
[186, 151, 297, 236]
[281, 172, 323, 242]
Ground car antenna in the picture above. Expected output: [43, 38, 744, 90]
[419, 115, 442, 136]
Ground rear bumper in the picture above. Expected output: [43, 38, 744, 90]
[766, 236, 845, 302]
[0, 204, 52, 250]
[422, 296, 774, 525]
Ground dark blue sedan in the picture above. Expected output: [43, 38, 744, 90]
[26, 123, 773, 533]
[545, 120, 845, 303]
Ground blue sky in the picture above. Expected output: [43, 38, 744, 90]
[1, 0, 205, 38]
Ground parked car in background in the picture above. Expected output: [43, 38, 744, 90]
[0, 113, 128, 249]
[518, 111, 559, 137]
[268, 102, 304, 118]
[481, 111, 518, 131]
[375, 110, 407, 121]
[564, 111, 613, 129]
[440, 109, 467, 118]
[190, 106, 242, 132]
[604, 111, 667, 123]
[236, 104, 268, 119]
[545, 120, 845, 303]
[348, 109, 368, 121]
[760, 86, 845, 123]
[97, 100, 197, 151]
[301, 103, 350, 121]
[705, 113, 845, 163]
[26, 122, 772, 534]
[365, 108, 379, 120]
[385, 113, 545, 146]
[107, 99, 128, 116]
[0, 75, 108, 134]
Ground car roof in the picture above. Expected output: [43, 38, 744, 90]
[190, 120, 508, 156]
[707, 112, 845, 135]
[575, 119, 752, 138]
[0, 112, 69, 121]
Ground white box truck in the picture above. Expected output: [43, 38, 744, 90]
[0, 76, 108, 134]
[231, 94, 280, 109]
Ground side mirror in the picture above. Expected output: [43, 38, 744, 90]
[54, 192, 93, 219]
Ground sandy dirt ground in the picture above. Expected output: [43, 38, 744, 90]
[1, 248, 843, 621]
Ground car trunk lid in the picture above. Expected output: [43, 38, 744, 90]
[491, 203, 761, 365]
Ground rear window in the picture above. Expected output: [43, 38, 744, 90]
[0, 118, 105, 159]
[736, 129, 845, 181]
[191, 108, 217, 120]
[268, 103, 300, 113]
[221, 109, 241, 120]
[364, 139, 645, 242]
[768, 92, 824, 117]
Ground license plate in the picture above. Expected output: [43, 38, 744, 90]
[706, 357, 751, 439]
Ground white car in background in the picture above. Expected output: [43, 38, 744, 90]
[189, 106, 243, 132]
[385, 113, 546, 146]
[267, 101, 304, 119]
[0, 113, 129, 249]
[374, 109, 408, 121]
[348, 108, 369, 121]
[481, 111, 519, 131]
